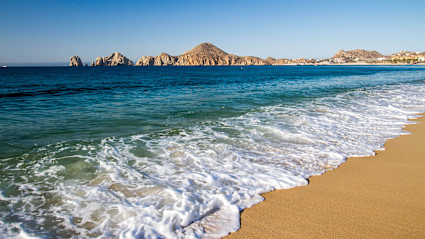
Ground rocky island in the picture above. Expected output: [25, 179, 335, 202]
[69, 55, 83, 66]
[69, 43, 425, 66]
[91, 52, 134, 66]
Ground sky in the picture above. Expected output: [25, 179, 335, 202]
[1, 0, 424, 65]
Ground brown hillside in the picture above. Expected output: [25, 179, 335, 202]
[333, 49, 384, 59]
[182, 43, 229, 57]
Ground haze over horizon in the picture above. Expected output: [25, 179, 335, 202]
[1, 0, 424, 65]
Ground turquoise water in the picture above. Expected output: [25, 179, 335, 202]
[1, 66, 425, 238]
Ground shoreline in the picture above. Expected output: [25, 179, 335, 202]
[226, 114, 425, 238]
[3, 63, 425, 67]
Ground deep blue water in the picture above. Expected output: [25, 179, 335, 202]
[2, 66, 424, 158]
[1, 65, 425, 238]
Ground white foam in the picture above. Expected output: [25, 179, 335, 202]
[14, 226, 39, 239]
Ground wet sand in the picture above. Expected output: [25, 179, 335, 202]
[226, 114, 425, 239]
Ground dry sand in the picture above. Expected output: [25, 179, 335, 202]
[226, 114, 425, 239]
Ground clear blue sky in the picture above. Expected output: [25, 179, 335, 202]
[1, 0, 424, 65]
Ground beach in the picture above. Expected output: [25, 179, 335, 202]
[2, 0, 425, 237]
[226, 114, 425, 238]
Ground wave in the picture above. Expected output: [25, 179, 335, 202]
[1, 81, 425, 238]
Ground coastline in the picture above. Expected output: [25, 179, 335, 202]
[226, 114, 425, 238]
[316, 62, 425, 66]
[4, 63, 425, 67]
[66, 43, 425, 67]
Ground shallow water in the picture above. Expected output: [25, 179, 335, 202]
[1, 66, 425, 238]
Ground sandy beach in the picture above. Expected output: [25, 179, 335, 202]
[226, 114, 425, 239]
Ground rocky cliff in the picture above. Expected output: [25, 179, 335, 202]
[154, 53, 177, 66]
[69, 55, 83, 66]
[92, 52, 134, 66]
[136, 56, 155, 66]
[136, 43, 268, 66]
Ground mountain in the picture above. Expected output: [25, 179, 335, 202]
[136, 43, 268, 66]
[183, 43, 229, 57]
[182, 42, 228, 57]
[333, 49, 384, 60]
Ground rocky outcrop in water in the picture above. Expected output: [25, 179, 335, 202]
[69, 55, 83, 66]
[136, 53, 177, 66]
[136, 56, 155, 66]
[92, 52, 134, 66]
[154, 53, 177, 66]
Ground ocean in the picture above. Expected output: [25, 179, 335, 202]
[1, 66, 425, 238]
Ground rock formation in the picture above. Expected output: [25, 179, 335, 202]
[154, 53, 177, 66]
[69, 55, 83, 66]
[136, 56, 155, 66]
[92, 52, 134, 66]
